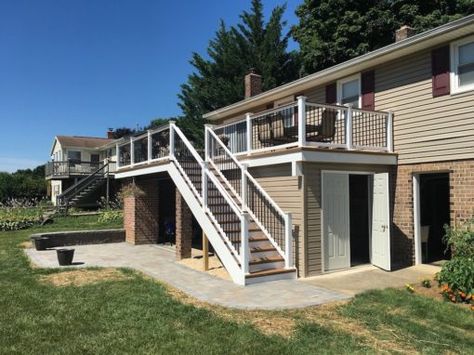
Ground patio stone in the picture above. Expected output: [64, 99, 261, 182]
[25, 242, 350, 310]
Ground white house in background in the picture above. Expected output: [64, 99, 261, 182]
[46, 132, 117, 207]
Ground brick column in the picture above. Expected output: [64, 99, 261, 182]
[175, 190, 192, 260]
[123, 179, 159, 245]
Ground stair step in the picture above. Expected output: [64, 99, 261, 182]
[250, 245, 276, 253]
[245, 268, 296, 279]
[250, 255, 284, 265]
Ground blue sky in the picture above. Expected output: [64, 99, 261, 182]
[0, 0, 299, 172]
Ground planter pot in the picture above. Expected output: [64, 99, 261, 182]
[56, 248, 75, 266]
[34, 237, 50, 251]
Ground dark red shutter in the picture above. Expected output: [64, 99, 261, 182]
[325, 83, 337, 104]
[432, 45, 450, 97]
[361, 70, 375, 110]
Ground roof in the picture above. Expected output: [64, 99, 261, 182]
[51, 136, 115, 155]
[204, 14, 474, 120]
[56, 135, 114, 148]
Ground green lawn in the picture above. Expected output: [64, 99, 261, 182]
[0, 216, 473, 354]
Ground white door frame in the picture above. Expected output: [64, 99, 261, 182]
[321, 170, 375, 273]
[412, 174, 422, 265]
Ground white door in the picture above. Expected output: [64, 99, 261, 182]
[323, 173, 350, 271]
[371, 173, 391, 270]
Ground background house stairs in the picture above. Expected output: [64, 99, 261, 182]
[56, 163, 111, 215]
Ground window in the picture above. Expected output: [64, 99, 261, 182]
[68, 151, 81, 165]
[337, 74, 361, 108]
[451, 36, 474, 93]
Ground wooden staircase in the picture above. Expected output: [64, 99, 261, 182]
[166, 123, 296, 285]
[206, 166, 295, 283]
[56, 163, 111, 214]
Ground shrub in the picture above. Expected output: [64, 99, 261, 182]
[438, 219, 474, 304]
[443, 221, 474, 258]
[421, 279, 431, 288]
[98, 210, 123, 224]
[438, 257, 474, 298]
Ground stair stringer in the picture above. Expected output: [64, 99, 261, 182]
[167, 163, 245, 285]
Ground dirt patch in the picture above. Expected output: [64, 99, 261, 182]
[177, 250, 230, 280]
[164, 284, 418, 352]
[18, 241, 33, 249]
[40, 268, 131, 287]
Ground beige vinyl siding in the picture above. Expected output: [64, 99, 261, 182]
[249, 163, 291, 178]
[254, 175, 305, 276]
[302, 163, 322, 275]
[375, 48, 474, 165]
[302, 162, 391, 276]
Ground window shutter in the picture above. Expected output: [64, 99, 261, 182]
[325, 83, 337, 104]
[432, 45, 450, 97]
[361, 70, 375, 110]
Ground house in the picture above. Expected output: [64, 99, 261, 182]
[46, 132, 117, 210]
[113, 15, 474, 285]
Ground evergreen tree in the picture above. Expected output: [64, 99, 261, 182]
[178, 0, 299, 145]
[292, 0, 474, 74]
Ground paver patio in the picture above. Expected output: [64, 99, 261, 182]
[26, 242, 440, 309]
[25, 242, 350, 310]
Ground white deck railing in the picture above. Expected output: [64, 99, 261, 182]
[213, 97, 393, 155]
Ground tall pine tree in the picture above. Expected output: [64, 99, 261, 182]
[178, 0, 299, 145]
[292, 0, 474, 75]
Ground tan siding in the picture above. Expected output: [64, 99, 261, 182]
[255, 175, 305, 276]
[302, 162, 391, 276]
[303, 163, 321, 276]
[249, 163, 291, 178]
[375, 48, 474, 165]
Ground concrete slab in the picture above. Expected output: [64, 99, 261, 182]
[25, 242, 350, 310]
[303, 264, 441, 296]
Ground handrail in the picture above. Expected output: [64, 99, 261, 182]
[206, 127, 287, 217]
[57, 162, 109, 211]
[170, 124, 248, 270]
[171, 123, 204, 164]
[205, 126, 291, 264]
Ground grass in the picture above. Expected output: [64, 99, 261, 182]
[0, 216, 473, 354]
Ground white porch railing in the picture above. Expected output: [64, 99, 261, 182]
[205, 126, 293, 269]
[213, 97, 393, 155]
[115, 121, 295, 279]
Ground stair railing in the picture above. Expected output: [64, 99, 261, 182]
[169, 123, 250, 273]
[205, 125, 293, 269]
[56, 162, 110, 213]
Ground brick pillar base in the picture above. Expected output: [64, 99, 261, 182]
[175, 190, 192, 260]
[123, 179, 159, 245]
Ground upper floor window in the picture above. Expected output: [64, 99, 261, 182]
[451, 36, 474, 94]
[68, 151, 81, 165]
[337, 74, 361, 108]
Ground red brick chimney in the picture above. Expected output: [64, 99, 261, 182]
[395, 25, 415, 42]
[244, 68, 262, 98]
[107, 129, 114, 139]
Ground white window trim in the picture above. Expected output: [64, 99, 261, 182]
[337, 73, 362, 108]
[450, 34, 474, 95]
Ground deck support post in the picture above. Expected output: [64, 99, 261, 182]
[147, 130, 152, 163]
[387, 111, 394, 152]
[345, 104, 353, 150]
[115, 143, 120, 169]
[169, 121, 176, 159]
[297, 96, 307, 147]
[246, 113, 253, 152]
[241, 212, 250, 275]
[284, 213, 293, 269]
[203, 232, 209, 271]
[130, 137, 134, 167]
[241, 164, 248, 211]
